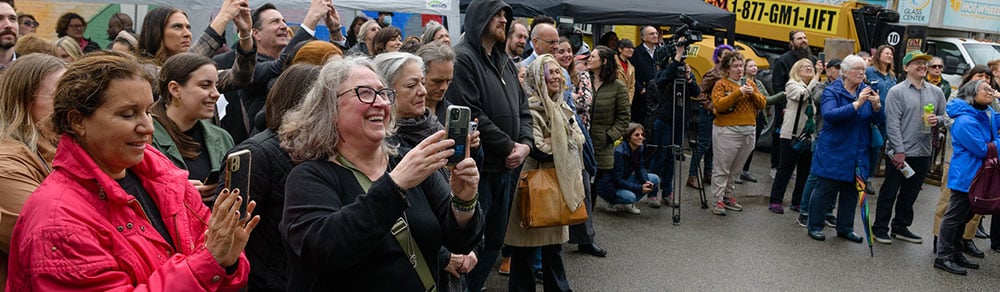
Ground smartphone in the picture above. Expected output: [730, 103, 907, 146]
[818, 52, 826, 62]
[223, 149, 251, 219]
[869, 79, 880, 93]
[445, 105, 471, 166]
[739, 76, 746, 86]
[203, 170, 220, 185]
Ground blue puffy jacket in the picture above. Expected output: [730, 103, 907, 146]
[811, 78, 886, 181]
[946, 98, 1000, 192]
[612, 143, 649, 194]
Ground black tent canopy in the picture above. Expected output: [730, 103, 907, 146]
[460, 0, 736, 43]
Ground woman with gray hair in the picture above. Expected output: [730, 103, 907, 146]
[934, 79, 1000, 275]
[421, 20, 451, 46]
[278, 56, 483, 291]
[347, 19, 380, 57]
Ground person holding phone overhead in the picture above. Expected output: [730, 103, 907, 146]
[7, 53, 259, 291]
[709, 52, 765, 216]
[279, 56, 483, 291]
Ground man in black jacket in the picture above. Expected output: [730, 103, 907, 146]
[768, 30, 815, 177]
[647, 41, 700, 208]
[446, 1, 532, 290]
[631, 25, 662, 128]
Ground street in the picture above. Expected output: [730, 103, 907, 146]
[484, 150, 999, 291]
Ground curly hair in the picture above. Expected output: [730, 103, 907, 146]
[51, 52, 153, 136]
[55, 12, 85, 38]
[719, 51, 745, 79]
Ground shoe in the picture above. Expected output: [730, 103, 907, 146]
[740, 172, 758, 183]
[703, 173, 712, 184]
[624, 204, 641, 215]
[992, 245, 1000, 253]
[891, 229, 924, 244]
[824, 215, 837, 228]
[933, 259, 968, 275]
[963, 240, 985, 258]
[498, 257, 511, 275]
[874, 231, 892, 244]
[808, 230, 826, 241]
[953, 255, 980, 269]
[735, 178, 744, 184]
[768, 203, 784, 214]
[578, 242, 607, 257]
[975, 223, 990, 239]
[687, 176, 702, 190]
[664, 193, 679, 207]
[796, 215, 808, 227]
[647, 197, 662, 209]
[837, 232, 864, 243]
[789, 205, 801, 213]
[723, 197, 743, 211]
[711, 200, 727, 216]
[864, 183, 876, 195]
[770, 168, 777, 179]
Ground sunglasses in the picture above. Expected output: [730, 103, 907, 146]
[929, 64, 944, 69]
[22, 20, 38, 28]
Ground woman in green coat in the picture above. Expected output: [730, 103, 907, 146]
[587, 46, 631, 203]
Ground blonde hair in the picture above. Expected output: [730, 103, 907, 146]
[788, 58, 814, 83]
[54, 36, 84, 61]
[0, 54, 67, 152]
[279, 56, 397, 162]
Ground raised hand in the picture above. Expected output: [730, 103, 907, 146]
[389, 130, 454, 189]
[205, 188, 261, 267]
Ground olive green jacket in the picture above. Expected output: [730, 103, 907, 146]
[151, 119, 234, 174]
[589, 79, 631, 169]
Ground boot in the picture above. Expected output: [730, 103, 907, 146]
[976, 222, 990, 239]
[963, 239, 985, 258]
[686, 176, 702, 190]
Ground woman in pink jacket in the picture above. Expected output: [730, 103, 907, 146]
[6, 53, 259, 291]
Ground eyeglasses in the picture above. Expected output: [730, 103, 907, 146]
[337, 86, 396, 104]
[69, 24, 85, 29]
[22, 20, 38, 28]
[929, 64, 944, 69]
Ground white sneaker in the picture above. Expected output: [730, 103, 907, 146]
[770, 168, 777, 179]
[624, 204, 641, 215]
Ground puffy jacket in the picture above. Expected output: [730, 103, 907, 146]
[946, 98, 1000, 192]
[589, 80, 631, 169]
[6, 134, 249, 291]
[811, 79, 885, 181]
[612, 143, 649, 194]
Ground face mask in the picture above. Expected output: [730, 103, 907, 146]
[380, 16, 392, 26]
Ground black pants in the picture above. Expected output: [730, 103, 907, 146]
[569, 171, 595, 245]
[874, 156, 931, 234]
[937, 190, 975, 260]
[467, 168, 518, 291]
[509, 245, 572, 292]
[770, 103, 785, 169]
[769, 138, 812, 205]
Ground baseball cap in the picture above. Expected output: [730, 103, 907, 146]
[826, 58, 842, 68]
[902, 50, 932, 65]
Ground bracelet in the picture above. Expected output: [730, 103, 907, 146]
[237, 31, 252, 40]
[452, 192, 478, 212]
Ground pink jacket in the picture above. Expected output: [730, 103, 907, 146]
[5, 135, 248, 291]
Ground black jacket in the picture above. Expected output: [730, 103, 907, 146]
[771, 52, 816, 94]
[445, 0, 532, 174]
[630, 43, 658, 98]
[216, 129, 293, 292]
[654, 58, 701, 122]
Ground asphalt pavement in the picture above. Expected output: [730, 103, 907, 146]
[484, 150, 1000, 291]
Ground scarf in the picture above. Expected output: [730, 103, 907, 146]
[927, 75, 942, 86]
[393, 109, 444, 148]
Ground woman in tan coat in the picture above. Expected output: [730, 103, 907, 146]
[505, 54, 585, 292]
[0, 54, 67, 288]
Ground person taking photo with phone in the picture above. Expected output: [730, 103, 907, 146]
[709, 52, 764, 216]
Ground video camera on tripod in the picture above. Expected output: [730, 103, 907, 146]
[654, 14, 703, 68]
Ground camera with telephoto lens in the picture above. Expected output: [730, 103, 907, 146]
[654, 14, 703, 68]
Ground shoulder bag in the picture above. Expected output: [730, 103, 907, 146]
[517, 168, 588, 228]
[969, 112, 1000, 215]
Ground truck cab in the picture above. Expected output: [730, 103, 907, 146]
[925, 37, 1000, 96]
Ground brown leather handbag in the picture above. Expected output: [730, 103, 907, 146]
[517, 168, 588, 228]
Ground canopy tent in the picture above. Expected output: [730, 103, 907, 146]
[58, 0, 463, 44]
[459, 0, 736, 43]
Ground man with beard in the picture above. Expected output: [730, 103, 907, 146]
[447, 1, 531, 290]
[105, 13, 133, 44]
[769, 30, 818, 177]
[0, 0, 17, 72]
[505, 20, 527, 63]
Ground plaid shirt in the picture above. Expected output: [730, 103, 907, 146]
[190, 27, 256, 93]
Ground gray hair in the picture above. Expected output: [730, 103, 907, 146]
[358, 19, 379, 44]
[416, 41, 455, 73]
[840, 54, 865, 72]
[374, 52, 424, 88]
[279, 56, 396, 162]
[958, 79, 986, 106]
[421, 20, 445, 45]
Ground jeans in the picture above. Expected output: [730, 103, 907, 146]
[936, 190, 974, 261]
[648, 118, 684, 194]
[509, 245, 572, 292]
[467, 168, 517, 292]
[689, 107, 714, 177]
[607, 174, 661, 204]
[769, 138, 812, 206]
[808, 177, 858, 234]
[874, 156, 930, 234]
[799, 173, 834, 217]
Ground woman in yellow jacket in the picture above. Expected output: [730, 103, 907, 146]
[710, 52, 765, 215]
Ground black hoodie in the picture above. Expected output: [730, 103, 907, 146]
[445, 0, 532, 173]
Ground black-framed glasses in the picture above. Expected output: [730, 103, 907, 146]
[22, 20, 38, 28]
[337, 86, 396, 104]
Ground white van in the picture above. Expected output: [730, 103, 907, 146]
[925, 37, 1000, 97]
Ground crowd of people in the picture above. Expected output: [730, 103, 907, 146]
[1, 0, 1000, 291]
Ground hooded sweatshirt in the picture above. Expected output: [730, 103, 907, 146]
[445, 0, 532, 173]
[945, 98, 1000, 193]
